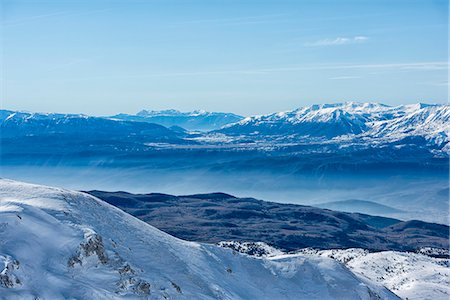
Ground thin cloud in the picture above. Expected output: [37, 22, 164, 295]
[2, 8, 113, 27]
[173, 13, 288, 26]
[46, 59, 91, 71]
[59, 61, 448, 82]
[329, 76, 361, 80]
[255, 61, 448, 72]
[305, 36, 369, 47]
[417, 81, 449, 87]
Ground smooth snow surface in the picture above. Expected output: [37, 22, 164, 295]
[0, 179, 398, 299]
[297, 249, 450, 300]
[218, 243, 450, 300]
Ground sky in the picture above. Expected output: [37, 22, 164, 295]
[1, 0, 448, 116]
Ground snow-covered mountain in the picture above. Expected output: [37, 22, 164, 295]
[220, 103, 375, 137]
[111, 109, 244, 131]
[368, 103, 450, 146]
[219, 102, 449, 147]
[0, 179, 398, 299]
[0, 110, 179, 140]
[219, 242, 450, 300]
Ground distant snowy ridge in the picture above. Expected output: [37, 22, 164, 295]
[219, 102, 450, 147]
[218, 242, 450, 300]
[0, 109, 90, 122]
[367, 103, 450, 146]
[112, 109, 244, 131]
[136, 109, 232, 117]
[0, 179, 397, 299]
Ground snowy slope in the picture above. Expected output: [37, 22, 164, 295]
[0, 179, 398, 300]
[217, 242, 449, 300]
[296, 249, 450, 300]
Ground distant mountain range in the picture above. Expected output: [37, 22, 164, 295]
[0, 110, 188, 160]
[2, 102, 448, 145]
[218, 102, 450, 148]
[110, 109, 244, 131]
[1, 102, 448, 175]
[0, 110, 179, 140]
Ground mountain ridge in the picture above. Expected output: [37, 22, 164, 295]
[111, 109, 244, 131]
[0, 179, 398, 299]
[86, 190, 449, 252]
[218, 102, 449, 144]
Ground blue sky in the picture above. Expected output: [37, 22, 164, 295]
[1, 0, 448, 116]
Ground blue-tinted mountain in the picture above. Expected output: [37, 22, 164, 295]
[218, 102, 450, 148]
[111, 109, 244, 131]
[0, 110, 178, 139]
[316, 199, 404, 215]
[0, 110, 188, 161]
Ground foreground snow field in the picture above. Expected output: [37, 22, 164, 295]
[219, 242, 450, 300]
[0, 179, 398, 299]
[295, 249, 450, 300]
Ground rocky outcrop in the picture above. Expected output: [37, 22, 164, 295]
[0, 256, 21, 288]
[68, 232, 108, 267]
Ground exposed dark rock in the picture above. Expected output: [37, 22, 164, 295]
[171, 281, 182, 294]
[0, 257, 21, 288]
[68, 233, 108, 267]
[134, 280, 151, 295]
[118, 264, 135, 275]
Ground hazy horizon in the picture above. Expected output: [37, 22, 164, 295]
[2, 0, 448, 115]
[2, 100, 448, 117]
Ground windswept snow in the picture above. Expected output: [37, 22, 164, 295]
[218, 242, 450, 300]
[298, 249, 450, 300]
[0, 179, 398, 299]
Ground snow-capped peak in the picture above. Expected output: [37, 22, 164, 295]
[219, 102, 449, 145]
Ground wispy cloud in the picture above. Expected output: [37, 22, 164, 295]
[417, 81, 449, 87]
[173, 13, 289, 26]
[255, 61, 448, 72]
[62, 61, 448, 82]
[46, 58, 91, 71]
[304, 36, 369, 47]
[2, 8, 112, 27]
[329, 76, 361, 80]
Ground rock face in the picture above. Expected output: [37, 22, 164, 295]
[0, 256, 21, 288]
[87, 190, 449, 252]
[68, 232, 109, 267]
[0, 179, 398, 299]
